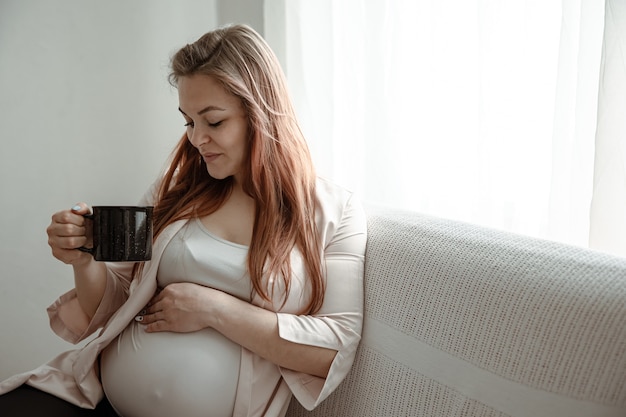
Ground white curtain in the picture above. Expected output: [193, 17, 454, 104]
[590, 0, 626, 257]
[265, 0, 622, 254]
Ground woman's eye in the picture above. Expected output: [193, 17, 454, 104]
[183, 120, 222, 128]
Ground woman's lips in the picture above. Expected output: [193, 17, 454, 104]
[202, 153, 220, 163]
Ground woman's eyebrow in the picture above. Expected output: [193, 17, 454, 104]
[178, 105, 226, 116]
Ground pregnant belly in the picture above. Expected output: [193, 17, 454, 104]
[100, 321, 241, 417]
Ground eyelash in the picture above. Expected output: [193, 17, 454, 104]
[184, 121, 223, 128]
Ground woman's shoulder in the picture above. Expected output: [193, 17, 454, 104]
[315, 176, 355, 205]
[315, 177, 365, 224]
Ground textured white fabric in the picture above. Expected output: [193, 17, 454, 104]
[286, 206, 626, 417]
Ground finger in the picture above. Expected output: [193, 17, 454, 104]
[49, 203, 91, 226]
[135, 308, 162, 323]
[48, 222, 86, 238]
[48, 231, 88, 249]
[145, 291, 165, 310]
[70, 202, 92, 215]
[144, 320, 170, 333]
[46, 214, 85, 236]
[48, 223, 90, 260]
[135, 311, 168, 333]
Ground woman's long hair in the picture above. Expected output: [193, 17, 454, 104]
[152, 24, 324, 314]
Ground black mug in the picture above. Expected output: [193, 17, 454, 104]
[78, 206, 153, 262]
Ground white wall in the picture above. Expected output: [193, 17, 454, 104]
[0, 0, 262, 381]
[218, 0, 264, 34]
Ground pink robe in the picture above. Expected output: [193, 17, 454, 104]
[0, 178, 366, 417]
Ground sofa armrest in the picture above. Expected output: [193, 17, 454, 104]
[287, 206, 626, 417]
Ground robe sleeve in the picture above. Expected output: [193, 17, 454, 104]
[276, 192, 367, 410]
[46, 180, 161, 344]
[47, 263, 135, 343]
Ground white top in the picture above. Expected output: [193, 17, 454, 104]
[100, 218, 250, 417]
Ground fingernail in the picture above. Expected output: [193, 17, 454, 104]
[71, 205, 82, 211]
[135, 316, 143, 322]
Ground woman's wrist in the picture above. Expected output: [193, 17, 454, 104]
[204, 288, 232, 331]
[72, 259, 108, 319]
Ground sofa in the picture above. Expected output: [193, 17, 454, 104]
[286, 206, 626, 417]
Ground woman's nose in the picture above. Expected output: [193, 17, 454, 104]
[188, 127, 210, 148]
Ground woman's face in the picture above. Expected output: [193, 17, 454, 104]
[178, 74, 249, 184]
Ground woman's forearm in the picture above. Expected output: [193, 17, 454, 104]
[210, 291, 337, 378]
[140, 283, 337, 378]
[73, 259, 108, 320]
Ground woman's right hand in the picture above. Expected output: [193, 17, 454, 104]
[46, 203, 93, 266]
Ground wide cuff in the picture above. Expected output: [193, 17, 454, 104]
[276, 312, 361, 410]
[47, 289, 92, 344]
[47, 267, 130, 344]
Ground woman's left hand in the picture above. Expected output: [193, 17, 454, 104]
[137, 282, 336, 378]
[136, 282, 218, 333]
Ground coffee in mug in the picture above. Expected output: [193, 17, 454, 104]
[78, 206, 153, 262]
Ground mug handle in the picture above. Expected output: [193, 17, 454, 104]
[77, 213, 94, 255]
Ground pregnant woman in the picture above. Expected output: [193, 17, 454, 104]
[0, 24, 366, 417]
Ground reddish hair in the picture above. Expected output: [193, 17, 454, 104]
[152, 25, 323, 314]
